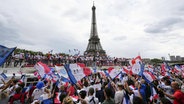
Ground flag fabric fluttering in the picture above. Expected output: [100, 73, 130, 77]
[108, 67, 121, 79]
[64, 64, 77, 85]
[0, 45, 16, 66]
[150, 86, 159, 101]
[163, 62, 171, 71]
[174, 65, 182, 73]
[19, 75, 25, 83]
[34, 62, 51, 78]
[0, 73, 7, 80]
[55, 65, 69, 78]
[129, 56, 142, 75]
[143, 72, 156, 83]
[83, 67, 92, 76]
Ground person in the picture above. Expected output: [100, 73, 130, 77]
[78, 90, 88, 104]
[59, 92, 67, 104]
[63, 96, 74, 104]
[88, 87, 99, 104]
[9, 87, 25, 104]
[133, 96, 143, 104]
[102, 87, 115, 104]
[160, 79, 173, 102]
[40, 87, 51, 101]
[114, 82, 125, 104]
[0, 91, 9, 104]
[160, 97, 172, 104]
[31, 81, 45, 101]
[163, 81, 184, 104]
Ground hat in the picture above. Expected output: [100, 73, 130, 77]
[36, 81, 44, 89]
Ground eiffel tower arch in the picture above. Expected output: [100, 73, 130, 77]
[84, 4, 106, 57]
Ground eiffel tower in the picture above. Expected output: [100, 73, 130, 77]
[85, 4, 106, 56]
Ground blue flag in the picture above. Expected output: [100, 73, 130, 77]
[0, 45, 16, 66]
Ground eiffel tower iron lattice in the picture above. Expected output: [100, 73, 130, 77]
[85, 4, 106, 57]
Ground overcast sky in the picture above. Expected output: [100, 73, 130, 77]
[0, 0, 184, 59]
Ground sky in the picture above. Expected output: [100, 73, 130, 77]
[0, 0, 184, 59]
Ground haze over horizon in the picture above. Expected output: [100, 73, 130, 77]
[0, 0, 184, 60]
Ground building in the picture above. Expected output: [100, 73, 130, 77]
[175, 55, 181, 61]
[170, 56, 176, 61]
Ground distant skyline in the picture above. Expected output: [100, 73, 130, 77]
[0, 0, 184, 59]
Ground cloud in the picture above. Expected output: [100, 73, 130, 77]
[144, 17, 183, 33]
[113, 36, 127, 41]
[0, 0, 184, 59]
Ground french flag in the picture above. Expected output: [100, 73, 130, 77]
[51, 73, 60, 83]
[108, 67, 121, 79]
[161, 64, 166, 76]
[122, 66, 131, 74]
[150, 86, 159, 101]
[19, 75, 25, 83]
[129, 85, 135, 90]
[34, 62, 51, 78]
[143, 72, 156, 83]
[64, 63, 86, 84]
[148, 65, 154, 72]
[129, 56, 142, 65]
[34, 71, 41, 79]
[163, 62, 171, 71]
[98, 70, 106, 78]
[130, 56, 142, 75]
[174, 65, 182, 73]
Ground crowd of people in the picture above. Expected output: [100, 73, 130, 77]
[2, 52, 128, 68]
[0, 68, 184, 104]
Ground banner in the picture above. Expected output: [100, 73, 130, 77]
[0, 45, 16, 66]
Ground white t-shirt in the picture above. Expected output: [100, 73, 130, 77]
[130, 89, 140, 104]
[32, 88, 44, 100]
[87, 95, 99, 104]
[114, 90, 125, 104]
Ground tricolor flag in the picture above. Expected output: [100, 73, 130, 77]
[34, 62, 51, 78]
[143, 72, 156, 83]
[129, 56, 142, 75]
[174, 65, 182, 73]
[162, 62, 171, 71]
[123, 66, 133, 75]
[19, 75, 25, 83]
[50, 73, 60, 83]
[98, 70, 106, 78]
[108, 67, 121, 79]
[0, 45, 16, 66]
[150, 86, 159, 101]
[64, 63, 85, 84]
[129, 85, 135, 90]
